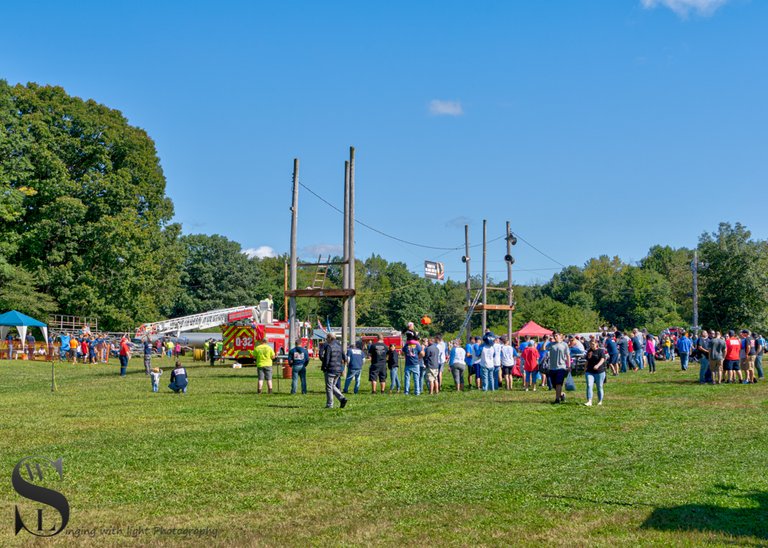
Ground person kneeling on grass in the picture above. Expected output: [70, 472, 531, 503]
[150, 367, 163, 393]
[254, 339, 276, 394]
[168, 361, 188, 394]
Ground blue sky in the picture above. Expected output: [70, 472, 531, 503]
[3, 0, 766, 284]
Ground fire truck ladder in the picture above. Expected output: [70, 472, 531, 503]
[311, 255, 331, 289]
[458, 289, 483, 337]
[135, 306, 260, 338]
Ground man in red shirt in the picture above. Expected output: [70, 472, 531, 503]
[724, 330, 742, 384]
[119, 335, 131, 377]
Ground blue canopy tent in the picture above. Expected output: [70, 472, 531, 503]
[0, 310, 49, 355]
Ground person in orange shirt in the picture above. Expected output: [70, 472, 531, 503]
[724, 330, 743, 384]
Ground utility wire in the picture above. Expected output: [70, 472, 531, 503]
[299, 180, 505, 252]
[513, 232, 568, 269]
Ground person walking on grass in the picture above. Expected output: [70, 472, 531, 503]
[724, 330, 742, 384]
[424, 337, 441, 394]
[645, 334, 657, 374]
[387, 343, 400, 393]
[320, 333, 348, 409]
[548, 332, 571, 404]
[367, 335, 388, 394]
[168, 360, 188, 394]
[143, 336, 152, 375]
[449, 339, 467, 391]
[288, 339, 310, 395]
[709, 331, 725, 385]
[584, 339, 606, 406]
[696, 330, 711, 384]
[254, 339, 275, 394]
[522, 340, 539, 392]
[343, 342, 364, 394]
[500, 336, 516, 390]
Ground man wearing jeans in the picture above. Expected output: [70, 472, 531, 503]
[118, 335, 131, 377]
[320, 333, 347, 409]
[631, 329, 644, 371]
[478, 332, 497, 391]
[288, 339, 310, 395]
[402, 339, 424, 395]
[696, 330, 711, 384]
[677, 332, 693, 371]
[343, 342, 364, 394]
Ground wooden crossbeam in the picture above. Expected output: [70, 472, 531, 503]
[285, 289, 356, 298]
[466, 304, 516, 311]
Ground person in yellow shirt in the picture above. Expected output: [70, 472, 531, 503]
[254, 339, 276, 394]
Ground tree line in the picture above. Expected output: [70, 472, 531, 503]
[2, 82, 767, 334]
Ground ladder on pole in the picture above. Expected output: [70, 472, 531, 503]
[458, 289, 483, 337]
[311, 255, 330, 289]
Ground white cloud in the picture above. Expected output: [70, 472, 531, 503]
[640, 0, 731, 17]
[301, 243, 344, 258]
[243, 246, 277, 259]
[429, 99, 464, 116]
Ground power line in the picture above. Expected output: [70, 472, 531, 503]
[299, 180, 506, 252]
[513, 232, 568, 269]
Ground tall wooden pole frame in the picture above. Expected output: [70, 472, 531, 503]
[481, 219, 488, 334]
[464, 224, 471, 343]
[342, 161, 350, 355]
[348, 146, 356, 349]
[506, 221, 513, 341]
[288, 159, 299, 349]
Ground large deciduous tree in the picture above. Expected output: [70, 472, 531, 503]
[0, 81, 181, 329]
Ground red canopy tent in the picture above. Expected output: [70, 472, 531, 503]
[512, 321, 553, 338]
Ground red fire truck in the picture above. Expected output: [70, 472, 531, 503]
[221, 309, 313, 364]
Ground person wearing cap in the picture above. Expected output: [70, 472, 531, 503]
[477, 331, 497, 391]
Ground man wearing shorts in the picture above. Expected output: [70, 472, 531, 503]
[367, 335, 388, 394]
[724, 330, 742, 384]
[424, 338, 441, 395]
[254, 339, 275, 394]
[500, 336, 516, 390]
[605, 333, 619, 376]
[548, 332, 571, 404]
[740, 329, 756, 384]
[708, 331, 725, 384]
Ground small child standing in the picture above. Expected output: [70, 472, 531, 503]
[150, 367, 163, 392]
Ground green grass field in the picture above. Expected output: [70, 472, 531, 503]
[1, 356, 767, 546]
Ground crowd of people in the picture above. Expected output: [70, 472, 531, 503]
[303, 322, 766, 408]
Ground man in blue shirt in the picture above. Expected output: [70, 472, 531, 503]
[402, 339, 424, 396]
[605, 333, 619, 376]
[343, 342, 365, 394]
[288, 339, 310, 395]
[677, 332, 693, 371]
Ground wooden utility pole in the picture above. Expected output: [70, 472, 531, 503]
[692, 250, 699, 336]
[288, 159, 299, 349]
[341, 161, 350, 354]
[482, 219, 487, 334]
[506, 221, 513, 341]
[464, 224, 471, 343]
[348, 146, 356, 349]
